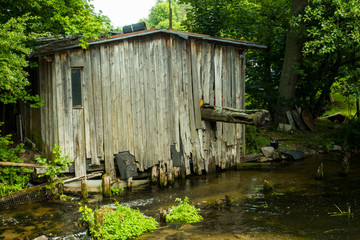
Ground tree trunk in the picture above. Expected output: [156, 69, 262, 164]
[201, 104, 271, 127]
[277, 0, 307, 123]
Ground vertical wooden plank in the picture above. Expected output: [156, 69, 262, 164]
[144, 39, 158, 169]
[240, 51, 246, 158]
[234, 48, 242, 164]
[170, 36, 180, 152]
[39, 58, 45, 154]
[214, 46, 223, 167]
[138, 39, 147, 170]
[130, 39, 140, 167]
[100, 44, 115, 178]
[73, 109, 86, 177]
[51, 60, 58, 150]
[110, 45, 119, 153]
[124, 40, 135, 155]
[91, 46, 104, 161]
[82, 49, 91, 159]
[45, 61, 51, 157]
[190, 39, 202, 129]
[64, 51, 74, 166]
[118, 41, 128, 153]
[84, 48, 99, 165]
[179, 39, 192, 175]
[155, 38, 165, 164]
[161, 37, 171, 164]
[55, 53, 65, 150]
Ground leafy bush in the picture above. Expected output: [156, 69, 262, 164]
[0, 123, 31, 197]
[166, 197, 203, 224]
[35, 144, 72, 188]
[79, 202, 158, 240]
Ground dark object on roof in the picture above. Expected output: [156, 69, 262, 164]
[123, 22, 147, 34]
[280, 148, 306, 160]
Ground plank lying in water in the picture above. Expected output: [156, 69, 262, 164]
[64, 179, 150, 192]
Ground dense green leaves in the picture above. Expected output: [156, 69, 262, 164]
[141, 0, 187, 30]
[166, 197, 203, 223]
[79, 202, 158, 240]
[0, 124, 31, 197]
[0, 0, 111, 106]
[0, 15, 41, 105]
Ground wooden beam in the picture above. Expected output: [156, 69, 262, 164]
[0, 161, 43, 168]
[201, 104, 271, 127]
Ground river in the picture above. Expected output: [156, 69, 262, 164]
[1, 153, 360, 239]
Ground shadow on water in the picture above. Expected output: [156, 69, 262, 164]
[1, 154, 360, 239]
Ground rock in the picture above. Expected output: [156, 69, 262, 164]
[280, 148, 306, 160]
[277, 123, 293, 132]
[332, 145, 342, 151]
[33, 236, 48, 240]
[261, 146, 275, 158]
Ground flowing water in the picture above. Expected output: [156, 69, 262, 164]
[1, 154, 360, 240]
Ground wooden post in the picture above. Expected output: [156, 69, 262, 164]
[102, 175, 111, 197]
[57, 182, 64, 195]
[81, 179, 87, 200]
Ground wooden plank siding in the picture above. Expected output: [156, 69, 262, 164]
[34, 32, 246, 178]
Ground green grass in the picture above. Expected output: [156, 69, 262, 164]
[323, 93, 357, 117]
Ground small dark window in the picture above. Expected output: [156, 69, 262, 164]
[71, 68, 82, 107]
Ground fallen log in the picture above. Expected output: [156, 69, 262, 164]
[201, 104, 271, 127]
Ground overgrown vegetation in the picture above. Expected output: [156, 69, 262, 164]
[35, 145, 72, 189]
[79, 202, 158, 240]
[0, 125, 31, 197]
[166, 197, 203, 224]
[245, 125, 269, 154]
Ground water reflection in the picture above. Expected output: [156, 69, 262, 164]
[1, 154, 360, 239]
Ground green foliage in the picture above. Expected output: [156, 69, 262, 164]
[0, 15, 42, 106]
[245, 125, 269, 154]
[141, 0, 187, 30]
[0, 0, 111, 106]
[166, 196, 203, 224]
[35, 145, 72, 187]
[79, 202, 158, 240]
[0, 123, 31, 197]
[333, 118, 360, 150]
[111, 185, 123, 196]
[181, 0, 290, 113]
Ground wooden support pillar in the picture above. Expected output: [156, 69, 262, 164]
[102, 175, 111, 197]
[81, 179, 87, 200]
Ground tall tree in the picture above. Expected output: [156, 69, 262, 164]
[277, 0, 307, 122]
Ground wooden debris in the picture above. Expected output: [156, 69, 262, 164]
[286, 111, 296, 130]
[291, 110, 307, 130]
[302, 107, 315, 131]
[63, 172, 103, 184]
[323, 112, 349, 123]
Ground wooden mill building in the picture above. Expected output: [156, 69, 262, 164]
[23, 29, 265, 180]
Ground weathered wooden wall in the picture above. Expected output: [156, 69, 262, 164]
[32, 33, 246, 178]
